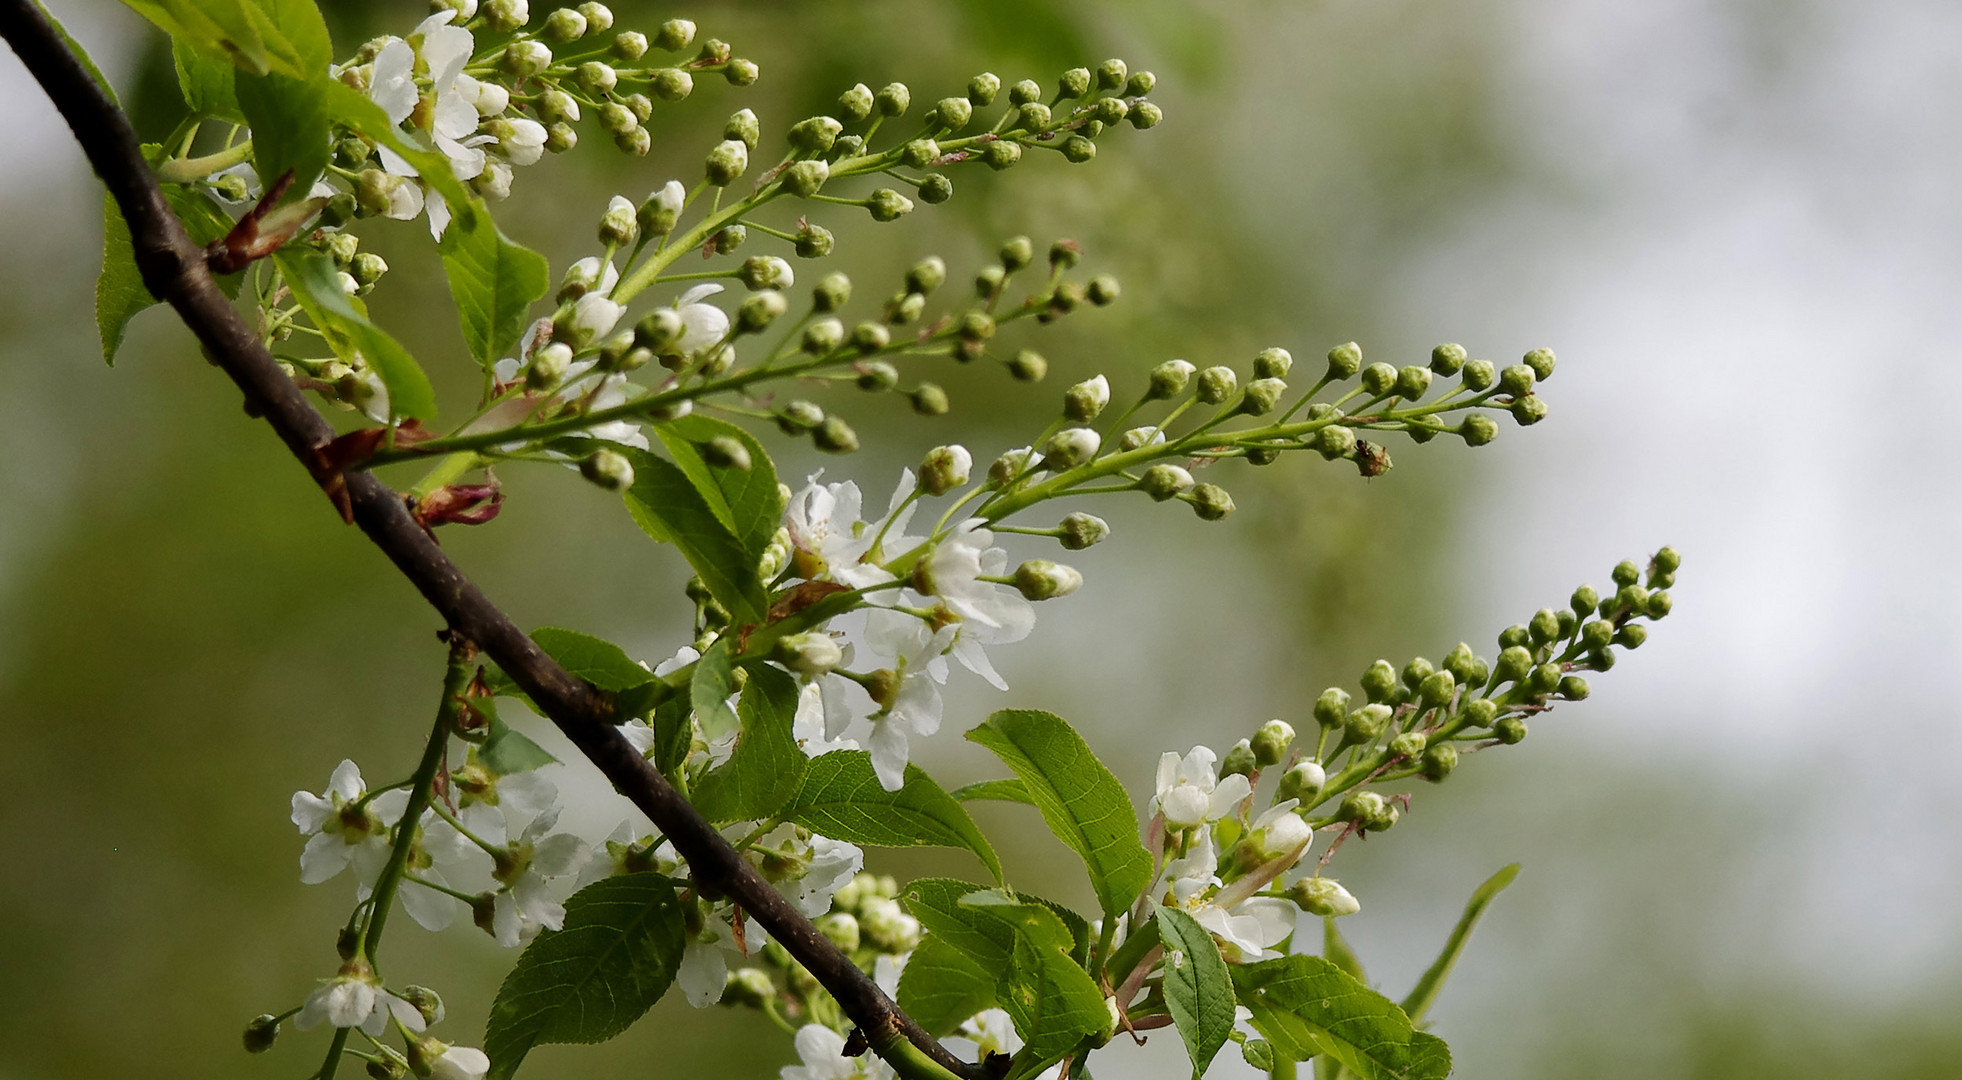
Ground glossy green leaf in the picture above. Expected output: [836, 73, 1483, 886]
[479, 711, 557, 775]
[124, 0, 330, 80]
[438, 214, 549, 369]
[1401, 863, 1518, 1025]
[952, 778, 1034, 805]
[621, 449, 769, 624]
[963, 895, 1106, 1079]
[689, 635, 738, 740]
[529, 627, 656, 692]
[96, 196, 151, 366]
[273, 249, 437, 419]
[483, 873, 686, 1080]
[654, 415, 782, 561]
[966, 709, 1151, 918]
[41, 1, 119, 104]
[236, 68, 331, 193]
[780, 753, 1001, 880]
[173, 38, 242, 120]
[1234, 956, 1444, 1080]
[1155, 905, 1235, 1078]
[896, 933, 998, 1037]
[691, 664, 804, 823]
[902, 880, 1091, 970]
[650, 694, 692, 777]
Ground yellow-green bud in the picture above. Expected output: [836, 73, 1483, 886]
[1494, 646, 1533, 684]
[610, 29, 647, 60]
[635, 308, 685, 353]
[1461, 358, 1496, 390]
[581, 448, 634, 491]
[1615, 624, 1648, 650]
[1000, 235, 1035, 270]
[776, 400, 825, 435]
[243, 1014, 280, 1053]
[1252, 719, 1295, 767]
[1275, 760, 1327, 805]
[800, 318, 844, 355]
[1095, 58, 1129, 90]
[1007, 348, 1047, 379]
[1062, 135, 1097, 163]
[1524, 347, 1556, 381]
[485, 0, 530, 31]
[932, 96, 973, 130]
[502, 38, 552, 75]
[1430, 343, 1466, 375]
[701, 435, 751, 472]
[724, 967, 777, 1007]
[1057, 66, 1092, 99]
[1043, 427, 1101, 469]
[1086, 274, 1120, 305]
[1511, 394, 1548, 425]
[1390, 731, 1427, 760]
[1253, 347, 1293, 379]
[1418, 669, 1456, 708]
[911, 383, 950, 415]
[1148, 359, 1195, 399]
[983, 141, 1023, 170]
[1340, 790, 1387, 825]
[1345, 704, 1392, 743]
[900, 138, 940, 169]
[814, 416, 858, 453]
[855, 360, 899, 391]
[1314, 687, 1351, 728]
[1493, 716, 1527, 744]
[1647, 590, 1673, 619]
[1559, 675, 1590, 700]
[1397, 365, 1432, 400]
[527, 341, 571, 391]
[867, 188, 913, 221]
[1219, 738, 1257, 781]
[737, 290, 788, 333]
[1315, 425, 1357, 461]
[1139, 464, 1195, 502]
[1243, 377, 1286, 415]
[706, 139, 748, 185]
[1014, 560, 1082, 600]
[1360, 361, 1397, 395]
[779, 158, 829, 198]
[1196, 365, 1237, 404]
[1065, 375, 1110, 421]
[810, 271, 851, 313]
[1419, 744, 1458, 782]
[1325, 342, 1362, 379]
[1459, 414, 1498, 446]
[1360, 659, 1397, 703]
[1571, 585, 1600, 616]
[1498, 363, 1536, 398]
[967, 71, 1001, 105]
[1129, 100, 1163, 128]
[920, 445, 972, 495]
[876, 82, 910, 116]
[1459, 697, 1498, 728]
[1289, 877, 1359, 917]
[1189, 483, 1234, 520]
[654, 17, 695, 49]
[837, 82, 875, 122]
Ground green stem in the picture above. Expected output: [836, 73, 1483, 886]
[155, 139, 253, 183]
[314, 1028, 352, 1080]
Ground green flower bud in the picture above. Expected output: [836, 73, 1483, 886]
[1061, 135, 1097, 163]
[795, 222, 835, 258]
[1085, 57, 1126, 90]
[1062, 374, 1110, 421]
[706, 139, 748, 185]
[576, 59, 617, 95]
[1126, 69, 1158, 95]
[1647, 590, 1673, 619]
[611, 29, 648, 61]
[800, 271, 849, 314]
[1571, 585, 1600, 616]
[1580, 619, 1614, 651]
[1315, 425, 1357, 461]
[1418, 669, 1456, 708]
[581, 448, 634, 491]
[876, 82, 910, 116]
[974, 265, 1006, 297]
[1147, 359, 1195, 399]
[1402, 656, 1435, 690]
[737, 290, 788, 333]
[1499, 624, 1532, 650]
[1528, 662, 1562, 694]
[1390, 731, 1427, 760]
[1195, 365, 1237, 404]
[1529, 607, 1562, 645]
[1496, 364, 1535, 399]
[525, 341, 570, 392]
[1494, 645, 1533, 683]
[1094, 97, 1130, 124]
[1360, 362, 1398, 396]
[1557, 608, 1579, 639]
[1493, 716, 1527, 744]
[1246, 446, 1282, 466]
[967, 71, 1001, 105]
[914, 175, 953, 205]
[1339, 790, 1387, 825]
[545, 122, 578, 153]
[867, 188, 914, 221]
[983, 140, 1023, 170]
[1615, 585, 1649, 616]
[1441, 642, 1476, 684]
[814, 416, 858, 454]
[771, 632, 841, 678]
[1042, 427, 1101, 469]
[911, 383, 950, 415]
[502, 39, 552, 76]
[1219, 738, 1257, 781]
[1559, 675, 1590, 700]
[1653, 546, 1683, 575]
[1000, 235, 1036, 271]
[485, 0, 530, 31]
[780, 158, 829, 198]
[883, 292, 923, 325]
[1015, 101, 1054, 131]
[1086, 274, 1121, 306]
[1057, 66, 1092, 99]
[1252, 719, 1296, 767]
[788, 116, 843, 157]
[1588, 647, 1616, 671]
[243, 1014, 280, 1053]
[1459, 697, 1498, 728]
[723, 967, 777, 1008]
[988, 447, 1039, 487]
[1461, 358, 1496, 391]
[1014, 559, 1083, 600]
[655, 17, 695, 49]
[1510, 393, 1548, 426]
[1058, 512, 1109, 550]
[899, 138, 941, 170]
[1318, 342, 1361, 380]
[920, 444, 972, 496]
[1459, 414, 1499, 446]
[1615, 624, 1648, 650]
[1314, 687, 1351, 728]
[575, 2, 613, 29]
[856, 360, 899, 391]
[801, 318, 845, 354]
[1360, 659, 1398, 703]
[1611, 559, 1641, 587]
[1524, 347, 1556, 381]
[1397, 365, 1433, 400]
[932, 96, 973, 130]
[1188, 483, 1234, 520]
[1275, 760, 1327, 804]
[1419, 744, 1458, 782]
[350, 252, 389, 288]
[1243, 377, 1286, 415]
[1248, 347, 1293, 380]
[1008, 349, 1048, 381]
[614, 126, 651, 156]
[1289, 877, 1359, 917]
[831, 81, 874, 123]
[1049, 240, 1083, 271]
[1128, 100, 1163, 128]
[1345, 703, 1392, 742]
[776, 400, 825, 435]
[1429, 342, 1467, 375]
[816, 912, 861, 951]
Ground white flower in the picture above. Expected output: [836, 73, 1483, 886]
[652, 179, 685, 215]
[865, 617, 956, 791]
[568, 291, 626, 344]
[429, 1044, 491, 1080]
[780, 1024, 894, 1080]
[295, 964, 424, 1035]
[1190, 895, 1298, 962]
[1041, 427, 1101, 469]
[500, 117, 549, 166]
[944, 1010, 1064, 1080]
[457, 767, 558, 844]
[1151, 747, 1252, 829]
[1248, 799, 1313, 863]
[1119, 426, 1169, 452]
[793, 682, 860, 756]
[489, 806, 592, 947]
[916, 521, 1035, 691]
[472, 82, 509, 117]
[791, 834, 865, 917]
[784, 471, 920, 586]
[368, 38, 418, 124]
[873, 952, 908, 997]
[677, 906, 762, 1007]
[675, 283, 732, 353]
[291, 760, 409, 887]
[579, 374, 649, 449]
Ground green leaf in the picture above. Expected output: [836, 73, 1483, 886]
[1324, 915, 1367, 983]
[896, 933, 998, 1037]
[173, 38, 242, 120]
[273, 249, 437, 419]
[691, 664, 805, 823]
[966, 895, 1107, 1078]
[965, 709, 1151, 919]
[479, 710, 558, 775]
[1234, 956, 1440, 1080]
[1406, 1034, 1453, 1080]
[780, 752, 1002, 880]
[124, 0, 331, 80]
[902, 880, 1091, 970]
[319, 81, 482, 233]
[1401, 863, 1518, 1026]
[438, 215, 549, 369]
[97, 196, 151, 366]
[483, 872, 687, 1080]
[650, 694, 692, 777]
[529, 627, 656, 692]
[654, 415, 783, 561]
[689, 635, 739, 740]
[952, 778, 1034, 805]
[236, 69, 331, 193]
[40, 1, 119, 104]
[621, 448, 769, 624]
[1155, 905, 1236, 1078]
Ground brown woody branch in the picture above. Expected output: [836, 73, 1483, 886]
[0, 5, 979, 1077]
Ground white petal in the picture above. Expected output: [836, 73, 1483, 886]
[300, 831, 353, 884]
[369, 40, 417, 124]
[677, 283, 725, 306]
[1238, 897, 1301, 950]
[328, 760, 366, 802]
[291, 791, 334, 834]
[425, 188, 451, 239]
[869, 719, 910, 791]
[421, 24, 474, 90]
[432, 1046, 491, 1080]
[676, 302, 729, 352]
[678, 941, 727, 1007]
[326, 978, 377, 1029]
[1208, 773, 1253, 819]
[531, 832, 592, 878]
[385, 991, 428, 1034]
[369, 788, 411, 826]
[401, 873, 457, 932]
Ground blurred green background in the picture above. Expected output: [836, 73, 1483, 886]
[5, 0, 1961, 1077]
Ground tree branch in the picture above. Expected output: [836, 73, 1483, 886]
[0, 6, 978, 1078]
